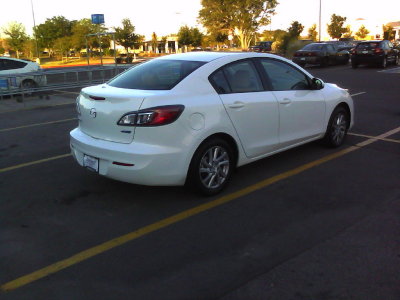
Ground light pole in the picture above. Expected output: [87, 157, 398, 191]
[319, 0, 322, 42]
[30, 0, 40, 63]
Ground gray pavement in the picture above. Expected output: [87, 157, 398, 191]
[0, 93, 77, 113]
[0, 63, 399, 300]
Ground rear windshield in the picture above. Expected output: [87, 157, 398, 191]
[108, 59, 206, 90]
[302, 44, 325, 51]
[357, 42, 380, 50]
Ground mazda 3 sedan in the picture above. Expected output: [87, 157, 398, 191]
[70, 52, 354, 195]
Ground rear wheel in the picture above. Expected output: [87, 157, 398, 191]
[21, 79, 37, 96]
[186, 138, 234, 196]
[322, 107, 349, 148]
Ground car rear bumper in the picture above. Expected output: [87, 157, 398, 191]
[352, 55, 383, 64]
[70, 128, 188, 186]
[292, 56, 322, 65]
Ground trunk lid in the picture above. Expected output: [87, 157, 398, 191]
[77, 84, 163, 143]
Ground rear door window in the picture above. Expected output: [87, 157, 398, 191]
[357, 42, 379, 50]
[108, 59, 205, 90]
[221, 60, 264, 93]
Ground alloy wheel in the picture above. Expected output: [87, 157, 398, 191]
[331, 113, 347, 145]
[199, 146, 230, 189]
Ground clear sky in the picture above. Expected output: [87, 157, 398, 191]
[1, 0, 399, 40]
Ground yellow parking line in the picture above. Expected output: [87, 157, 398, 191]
[0, 154, 71, 174]
[1, 126, 400, 292]
[348, 132, 400, 144]
[0, 118, 77, 133]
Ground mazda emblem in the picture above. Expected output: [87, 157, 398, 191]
[89, 108, 97, 118]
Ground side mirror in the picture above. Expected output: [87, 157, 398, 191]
[311, 78, 324, 90]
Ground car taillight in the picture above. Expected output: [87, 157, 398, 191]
[117, 105, 185, 127]
[374, 48, 383, 54]
[308, 52, 317, 57]
[294, 52, 300, 57]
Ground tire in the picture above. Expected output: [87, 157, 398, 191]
[381, 56, 387, 68]
[21, 79, 37, 96]
[395, 55, 399, 66]
[322, 107, 349, 148]
[186, 138, 234, 196]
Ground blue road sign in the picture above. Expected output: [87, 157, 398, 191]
[91, 14, 105, 24]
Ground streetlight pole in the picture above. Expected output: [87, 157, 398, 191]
[319, 0, 322, 42]
[30, 0, 40, 63]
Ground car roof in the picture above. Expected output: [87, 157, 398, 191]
[359, 40, 383, 43]
[156, 52, 255, 62]
[0, 57, 31, 63]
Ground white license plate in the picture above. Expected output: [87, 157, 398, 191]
[83, 154, 99, 172]
[362, 51, 368, 54]
[300, 58, 306, 61]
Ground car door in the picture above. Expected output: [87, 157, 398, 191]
[257, 58, 326, 148]
[210, 59, 280, 158]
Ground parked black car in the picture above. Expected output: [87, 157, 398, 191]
[351, 40, 399, 68]
[116, 54, 133, 64]
[292, 43, 350, 67]
[249, 41, 272, 52]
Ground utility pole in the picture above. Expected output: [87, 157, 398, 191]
[30, 0, 40, 63]
[319, 0, 322, 42]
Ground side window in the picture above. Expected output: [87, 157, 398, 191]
[209, 69, 231, 94]
[327, 45, 335, 52]
[222, 60, 264, 93]
[260, 59, 310, 91]
[0, 60, 5, 71]
[4, 60, 26, 70]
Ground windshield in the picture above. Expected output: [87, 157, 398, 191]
[302, 44, 325, 51]
[108, 59, 206, 90]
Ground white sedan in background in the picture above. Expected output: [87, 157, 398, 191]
[0, 57, 46, 90]
[70, 52, 353, 195]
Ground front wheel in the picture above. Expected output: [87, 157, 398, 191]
[395, 55, 399, 66]
[322, 107, 349, 148]
[381, 56, 387, 68]
[186, 138, 234, 196]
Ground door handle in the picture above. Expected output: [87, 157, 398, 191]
[279, 98, 292, 104]
[228, 101, 245, 109]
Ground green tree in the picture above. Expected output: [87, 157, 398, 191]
[383, 25, 395, 40]
[151, 32, 158, 53]
[34, 16, 74, 51]
[327, 14, 347, 39]
[2, 22, 28, 58]
[355, 25, 369, 39]
[287, 21, 304, 38]
[307, 24, 318, 41]
[178, 25, 193, 50]
[199, 0, 278, 50]
[342, 25, 352, 38]
[0, 47, 5, 55]
[114, 18, 142, 53]
[190, 27, 204, 47]
[53, 36, 73, 58]
[71, 19, 105, 54]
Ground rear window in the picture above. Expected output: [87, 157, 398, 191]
[302, 44, 325, 51]
[108, 59, 206, 90]
[357, 42, 380, 50]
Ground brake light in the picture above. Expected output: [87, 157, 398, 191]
[294, 52, 300, 57]
[117, 105, 185, 127]
[308, 52, 317, 57]
[374, 48, 383, 54]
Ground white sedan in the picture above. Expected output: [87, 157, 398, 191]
[70, 52, 353, 195]
[0, 57, 46, 90]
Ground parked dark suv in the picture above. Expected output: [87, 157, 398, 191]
[351, 40, 399, 68]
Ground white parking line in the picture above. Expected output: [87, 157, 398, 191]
[350, 92, 366, 97]
[348, 132, 400, 144]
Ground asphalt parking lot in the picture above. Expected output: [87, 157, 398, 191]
[0, 63, 399, 300]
